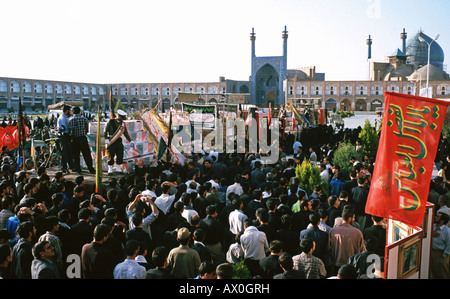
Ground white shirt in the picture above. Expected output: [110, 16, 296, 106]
[240, 226, 269, 260]
[208, 179, 220, 190]
[141, 189, 157, 199]
[154, 193, 176, 215]
[262, 191, 272, 199]
[126, 209, 158, 239]
[226, 243, 245, 264]
[226, 183, 243, 199]
[320, 169, 330, 183]
[113, 259, 146, 279]
[229, 209, 248, 235]
[181, 206, 199, 224]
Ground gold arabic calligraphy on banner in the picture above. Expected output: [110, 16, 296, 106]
[387, 104, 440, 211]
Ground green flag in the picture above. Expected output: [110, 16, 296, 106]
[157, 137, 168, 162]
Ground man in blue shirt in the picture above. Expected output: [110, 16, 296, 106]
[431, 212, 450, 279]
[293, 138, 302, 155]
[57, 105, 74, 174]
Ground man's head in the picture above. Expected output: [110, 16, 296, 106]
[337, 264, 358, 279]
[269, 240, 284, 255]
[73, 106, 81, 115]
[177, 227, 191, 246]
[93, 224, 111, 243]
[124, 239, 140, 258]
[198, 261, 217, 279]
[436, 212, 450, 226]
[32, 240, 54, 261]
[117, 109, 127, 120]
[216, 263, 233, 279]
[299, 238, 315, 254]
[278, 252, 294, 271]
[342, 208, 355, 224]
[63, 105, 71, 116]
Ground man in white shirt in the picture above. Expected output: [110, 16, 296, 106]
[113, 239, 146, 279]
[126, 194, 159, 239]
[240, 218, 269, 276]
[141, 180, 158, 199]
[181, 193, 199, 224]
[154, 184, 176, 215]
[207, 178, 220, 191]
[320, 163, 330, 183]
[228, 198, 248, 236]
[226, 174, 243, 200]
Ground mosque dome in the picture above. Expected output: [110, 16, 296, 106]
[408, 64, 450, 81]
[405, 30, 445, 70]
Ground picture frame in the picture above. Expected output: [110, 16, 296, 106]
[391, 220, 413, 243]
[397, 235, 422, 279]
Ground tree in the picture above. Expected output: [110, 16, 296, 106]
[333, 142, 363, 179]
[114, 98, 125, 112]
[295, 159, 329, 196]
[358, 118, 379, 158]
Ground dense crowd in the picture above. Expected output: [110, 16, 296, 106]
[0, 116, 449, 280]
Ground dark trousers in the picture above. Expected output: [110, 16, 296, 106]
[59, 135, 74, 170]
[71, 136, 94, 172]
[106, 140, 124, 165]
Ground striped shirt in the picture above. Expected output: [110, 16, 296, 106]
[68, 114, 89, 137]
[293, 252, 327, 279]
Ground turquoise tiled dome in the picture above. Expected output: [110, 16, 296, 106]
[405, 31, 444, 70]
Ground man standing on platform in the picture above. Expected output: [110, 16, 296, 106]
[57, 105, 74, 174]
[68, 107, 95, 175]
[104, 110, 134, 174]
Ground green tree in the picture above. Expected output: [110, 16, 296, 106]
[114, 98, 125, 112]
[295, 159, 329, 196]
[333, 142, 363, 179]
[232, 260, 251, 279]
[358, 118, 379, 158]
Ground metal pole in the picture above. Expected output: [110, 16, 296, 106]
[427, 41, 431, 97]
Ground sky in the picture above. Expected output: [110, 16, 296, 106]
[1, 0, 449, 84]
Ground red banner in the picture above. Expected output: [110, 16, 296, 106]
[366, 92, 450, 227]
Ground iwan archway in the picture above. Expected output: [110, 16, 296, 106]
[255, 63, 280, 106]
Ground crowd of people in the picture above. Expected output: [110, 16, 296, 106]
[0, 111, 448, 280]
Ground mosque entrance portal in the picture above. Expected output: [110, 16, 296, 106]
[255, 64, 280, 106]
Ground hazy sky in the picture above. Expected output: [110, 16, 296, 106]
[1, 0, 449, 84]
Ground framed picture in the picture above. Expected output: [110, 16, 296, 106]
[397, 236, 422, 279]
[391, 220, 413, 243]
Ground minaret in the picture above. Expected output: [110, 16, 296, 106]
[401, 28, 407, 55]
[366, 34, 373, 59]
[282, 26, 288, 77]
[366, 35, 373, 80]
[250, 28, 256, 104]
[250, 28, 256, 58]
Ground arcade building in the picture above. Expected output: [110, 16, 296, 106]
[0, 27, 449, 113]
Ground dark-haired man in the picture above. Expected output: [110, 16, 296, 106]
[104, 109, 133, 174]
[81, 224, 115, 279]
[57, 104, 74, 174]
[68, 106, 95, 175]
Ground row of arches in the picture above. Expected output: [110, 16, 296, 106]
[0, 79, 252, 99]
[324, 98, 383, 112]
[289, 82, 420, 97]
